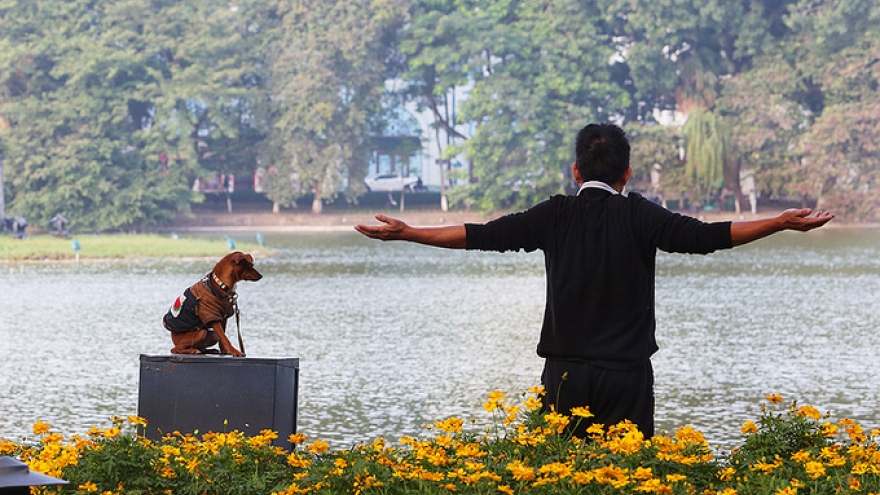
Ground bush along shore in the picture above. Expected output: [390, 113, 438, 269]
[3, 389, 878, 495]
[0, 234, 264, 262]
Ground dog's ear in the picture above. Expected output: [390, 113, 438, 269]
[230, 252, 254, 266]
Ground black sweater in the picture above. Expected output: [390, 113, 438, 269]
[465, 189, 732, 365]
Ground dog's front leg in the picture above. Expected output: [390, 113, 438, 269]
[211, 321, 243, 357]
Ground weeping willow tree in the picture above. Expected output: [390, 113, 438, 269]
[682, 108, 728, 201]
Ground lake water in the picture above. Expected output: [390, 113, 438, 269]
[1, 228, 879, 451]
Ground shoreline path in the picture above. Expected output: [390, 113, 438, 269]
[170, 208, 873, 233]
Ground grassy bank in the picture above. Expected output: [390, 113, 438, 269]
[0, 234, 264, 261]
[3, 390, 878, 495]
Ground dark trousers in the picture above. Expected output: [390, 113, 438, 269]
[541, 358, 654, 437]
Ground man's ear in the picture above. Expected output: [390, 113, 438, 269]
[572, 163, 583, 185]
[623, 166, 632, 184]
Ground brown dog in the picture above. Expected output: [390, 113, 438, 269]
[162, 251, 262, 356]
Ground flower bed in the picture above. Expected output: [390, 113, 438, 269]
[2, 389, 878, 495]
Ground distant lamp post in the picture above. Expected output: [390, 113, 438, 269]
[0, 456, 68, 494]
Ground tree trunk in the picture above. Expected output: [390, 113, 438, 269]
[399, 187, 405, 212]
[311, 182, 322, 214]
[0, 152, 5, 219]
[435, 126, 448, 212]
[724, 156, 747, 214]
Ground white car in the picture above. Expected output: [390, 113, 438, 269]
[364, 174, 420, 192]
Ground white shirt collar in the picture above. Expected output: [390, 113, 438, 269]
[577, 181, 626, 197]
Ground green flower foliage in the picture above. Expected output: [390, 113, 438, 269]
[4, 392, 879, 495]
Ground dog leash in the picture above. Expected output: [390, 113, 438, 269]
[233, 299, 245, 356]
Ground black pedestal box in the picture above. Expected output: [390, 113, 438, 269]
[137, 354, 299, 446]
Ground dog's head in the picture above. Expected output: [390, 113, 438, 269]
[213, 251, 263, 287]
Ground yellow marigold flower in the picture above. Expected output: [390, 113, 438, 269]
[776, 486, 797, 495]
[766, 393, 784, 404]
[442, 483, 456, 491]
[33, 421, 51, 436]
[666, 474, 687, 483]
[43, 433, 64, 444]
[593, 465, 630, 487]
[434, 417, 464, 433]
[483, 390, 507, 412]
[840, 418, 866, 442]
[288, 433, 307, 445]
[78, 481, 98, 492]
[528, 385, 545, 396]
[103, 428, 120, 439]
[849, 478, 860, 491]
[795, 405, 823, 421]
[753, 458, 783, 473]
[633, 467, 653, 480]
[307, 440, 329, 454]
[820, 422, 839, 437]
[523, 396, 542, 411]
[636, 478, 672, 494]
[790, 478, 804, 488]
[183, 457, 200, 474]
[789, 450, 809, 462]
[498, 484, 515, 495]
[741, 421, 759, 434]
[538, 462, 573, 478]
[506, 460, 536, 481]
[287, 453, 311, 469]
[851, 462, 869, 475]
[334, 458, 348, 468]
[718, 467, 736, 482]
[573, 471, 595, 484]
[605, 427, 645, 455]
[127, 415, 147, 426]
[674, 425, 708, 445]
[456, 443, 486, 459]
[0, 440, 16, 455]
[804, 461, 825, 479]
[718, 488, 738, 495]
[571, 406, 593, 418]
[586, 423, 605, 436]
[544, 411, 570, 434]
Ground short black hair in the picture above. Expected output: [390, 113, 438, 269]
[575, 123, 631, 184]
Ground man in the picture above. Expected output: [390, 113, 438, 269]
[355, 123, 833, 437]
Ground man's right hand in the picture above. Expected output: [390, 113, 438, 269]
[776, 208, 835, 232]
[731, 208, 834, 246]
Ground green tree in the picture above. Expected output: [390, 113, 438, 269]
[715, 54, 808, 204]
[624, 122, 684, 201]
[421, 0, 631, 212]
[608, 0, 801, 210]
[785, 0, 880, 220]
[261, 0, 406, 214]
[0, 0, 267, 230]
[397, 0, 478, 211]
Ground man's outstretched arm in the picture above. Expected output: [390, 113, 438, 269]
[730, 208, 835, 246]
[354, 214, 467, 249]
